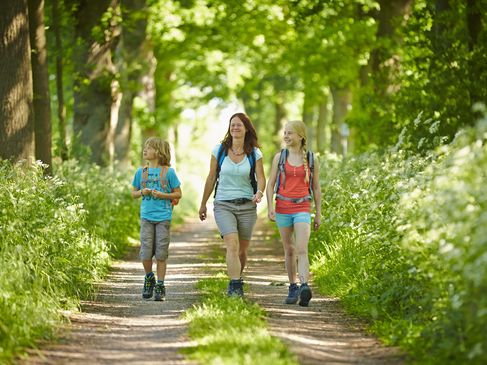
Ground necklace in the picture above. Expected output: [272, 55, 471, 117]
[231, 147, 244, 156]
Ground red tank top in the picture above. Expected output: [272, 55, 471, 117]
[275, 160, 311, 214]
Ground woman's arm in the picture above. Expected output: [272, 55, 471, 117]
[266, 153, 280, 221]
[199, 155, 218, 221]
[252, 158, 266, 203]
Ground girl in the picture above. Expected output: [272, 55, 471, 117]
[266, 120, 322, 306]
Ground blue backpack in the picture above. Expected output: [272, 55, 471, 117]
[214, 144, 257, 197]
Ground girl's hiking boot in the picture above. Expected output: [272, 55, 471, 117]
[154, 282, 165, 301]
[142, 274, 155, 299]
[284, 283, 299, 304]
[227, 279, 244, 297]
[298, 283, 312, 307]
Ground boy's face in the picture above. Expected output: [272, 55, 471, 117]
[143, 145, 157, 160]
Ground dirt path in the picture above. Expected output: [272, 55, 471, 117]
[21, 215, 405, 365]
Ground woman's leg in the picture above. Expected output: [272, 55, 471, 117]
[239, 239, 250, 275]
[224, 233, 241, 280]
[293, 222, 311, 283]
[279, 226, 296, 283]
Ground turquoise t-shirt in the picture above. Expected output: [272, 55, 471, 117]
[132, 166, 181, 222]
[212, 144, 262, 201]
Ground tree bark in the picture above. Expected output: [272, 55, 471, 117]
[51, 0, 68, 160]
[273, 99, 286, 152]
[72, 0, 120, 165]
[114, 0, 149, 166]
[302, 91, 315, 152]
[316, 93, 329, 154]
[466, 0, 481, 51]
[0, 0, 35, 162]
[330, 87, 351, 156]
[28, 0, 52, 174]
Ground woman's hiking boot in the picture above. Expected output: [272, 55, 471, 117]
[284, 283, 299, 304]
[227, 279, 244, 297]
[298, 283, 312, 307]
[154, 282, 166, 301]
[142, 273, 155, 299]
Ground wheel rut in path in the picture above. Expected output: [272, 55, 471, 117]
[245, 222, 406, 365]
[22, 216, 405, 365]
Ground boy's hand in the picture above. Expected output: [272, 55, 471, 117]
[141, 188, 151, 196]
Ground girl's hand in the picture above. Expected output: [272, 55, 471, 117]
[313, 216, 321, 231]
[268, 210, 276, 222]
[141, 188, 151, 196]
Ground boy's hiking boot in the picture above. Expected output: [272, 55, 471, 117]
[154, 282, 165, 301]
[284, 283, 299, 304]
[227, 279, 244, 297]
[298, 283, 312, 307]
[142, 274, 155, 299]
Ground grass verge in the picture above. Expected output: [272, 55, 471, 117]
[183, 273, 298, 365]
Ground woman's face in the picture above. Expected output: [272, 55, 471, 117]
[229, 117, 247, 138]
[283, 126, 302, 147]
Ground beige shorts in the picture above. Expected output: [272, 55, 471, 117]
[139, 219, 170, 260]
[213, 200, 257, 240]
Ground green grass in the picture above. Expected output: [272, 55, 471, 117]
[183, 273, 298, 365]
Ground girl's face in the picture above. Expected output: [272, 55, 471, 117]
[229, 117, 247, 138]
[283, 126, 302, 147]
[143, 145, 157, 160]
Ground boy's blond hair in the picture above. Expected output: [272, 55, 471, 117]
[286, 120, 310, 184]
[145, 137, 171, 166]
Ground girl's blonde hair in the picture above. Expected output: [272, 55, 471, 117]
[286, 120, 310, 184]
[144, 137, 171, 166]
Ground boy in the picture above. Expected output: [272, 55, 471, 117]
[132, 137, 182, 301]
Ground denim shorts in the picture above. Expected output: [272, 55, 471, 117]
[275, 212, 311, 228]
[214, 200, 257, 240]
[139, 219, 170, 260]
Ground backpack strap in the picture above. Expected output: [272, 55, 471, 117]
[141, 166, 149, 189]
[249, 148, 257, 194]
[274, 149, 288, 194]
[214, 144, 227, 197]
[307, 150, 314, 195]
[159, 166, 169, 192]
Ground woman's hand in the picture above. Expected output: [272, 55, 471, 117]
[199, 206, 207, 221]
[252, 189, 264, 203]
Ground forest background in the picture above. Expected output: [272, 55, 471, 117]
[1, 0, 486, 364]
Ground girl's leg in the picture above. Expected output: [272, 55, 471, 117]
[143, 259, 153, 274]
[224, 233, 241, 280]
[293, 222, 311, 283]
[239, 239, 250, 275]
[279, 226, 296, 283]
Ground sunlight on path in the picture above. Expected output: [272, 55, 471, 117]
[20, 218, 216, 365]
[246, 224, 406, 365]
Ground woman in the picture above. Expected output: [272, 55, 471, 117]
[199, 112, 266, 297]
[266, 120, 322, 307]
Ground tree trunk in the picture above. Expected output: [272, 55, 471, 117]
[114, 0, 149, 167]
[0, 0, 35, 162]
[330, 87, 352, 156]
[302, 91, 315, 152]
[72, 0, 120, 165]
[316, 92, 329, 154]
[273, 99, 286, 152]
[51, 0, 68, 160]
[466, 0, 481, 51]
[28, 0, 52, 174]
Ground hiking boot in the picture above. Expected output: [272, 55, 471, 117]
[227, 279, 244, 297]
[142, 274, 155, 299]
[284, 283, 299, 304]
[298, 283, 312, 307]
[154, 282, 165, 301]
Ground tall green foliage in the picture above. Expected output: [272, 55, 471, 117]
[310, 112, 487, 363]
